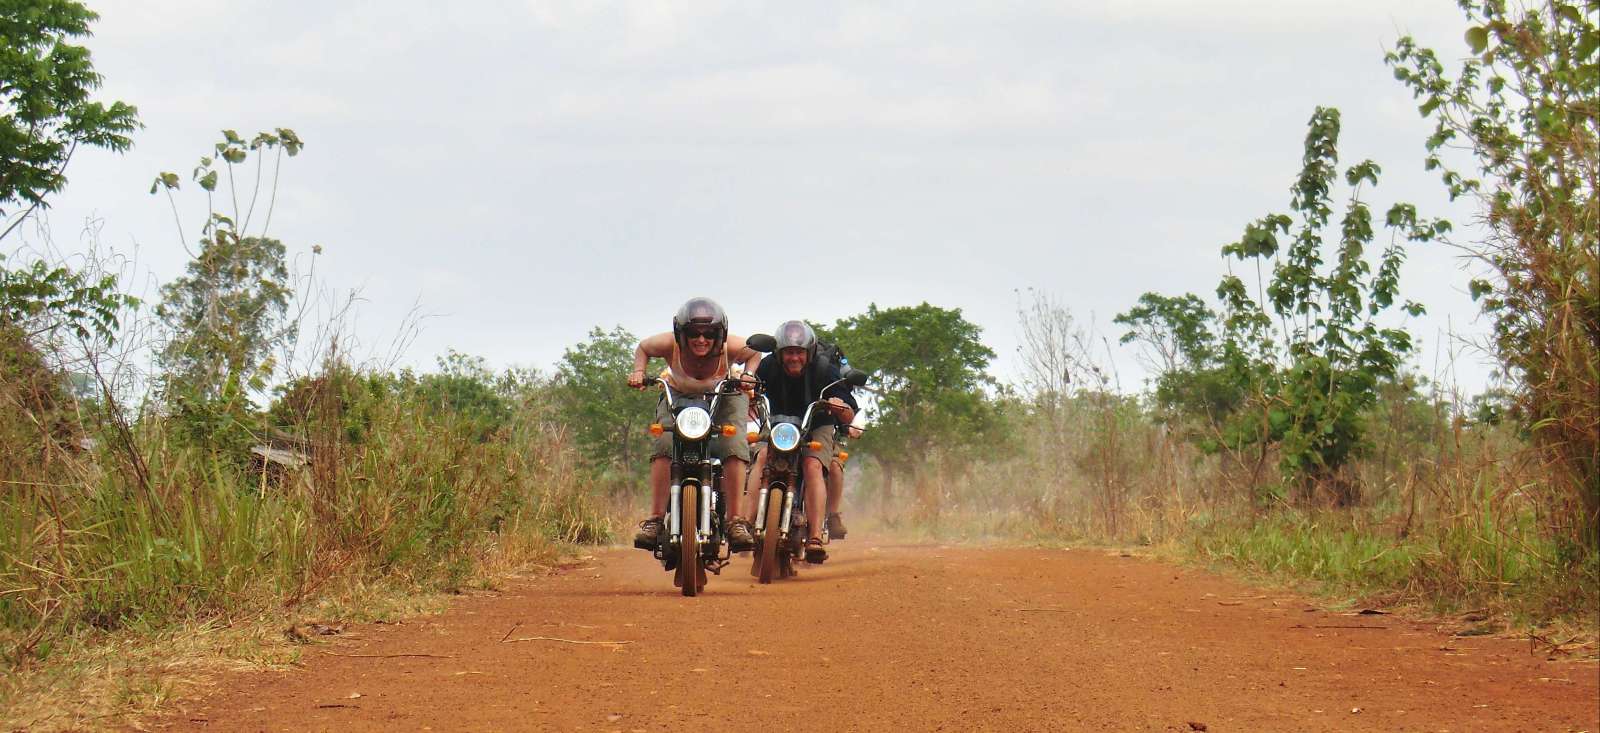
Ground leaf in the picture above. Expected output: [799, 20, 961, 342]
[1465, 26, 1489, 54]
[199, 171, 219, 192]
[1577, 33, 1599, 62]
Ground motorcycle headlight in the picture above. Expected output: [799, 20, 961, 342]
[770, 422, 802, 452]
[676, 407, 712, 440]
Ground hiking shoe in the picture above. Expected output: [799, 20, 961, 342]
[726, 518, 755, 553]
[804, 537, 828, 564]
[825, 512, 848, 539]
[633, 516, 663, 550]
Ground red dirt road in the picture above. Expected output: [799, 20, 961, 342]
[155, 543, 1598, 732]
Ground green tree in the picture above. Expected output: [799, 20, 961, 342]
[0, 251, 132, 342]
[152, 129, 304, 454]
[1113, 292, 1250, 433]
[410, 351, 517, 441]
[552, 326, 655, 473]
[1387, 0, 1598, 546]
[0, 0, 139, 240]
[156, 234, 292, 402]
[1115, 292, 1217, 377]
[1120, 108, 1447, 505]
[0, 0, 139, 342]
[825, 303, 1001, 507]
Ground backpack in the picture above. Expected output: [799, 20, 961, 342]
[814, 339, 848, 372]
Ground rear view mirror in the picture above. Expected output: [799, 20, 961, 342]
[842, 368, 869, 387]
[747, 333, 776, 352]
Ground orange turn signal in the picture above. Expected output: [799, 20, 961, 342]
[837, 451, 850, 463]
[721, 424, 738, 437]
[807, 441, 823, 452]
[746, 432, 761, 444]
[648, 423, 664, 436]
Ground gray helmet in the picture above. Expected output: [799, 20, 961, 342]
[774, 320, 816, 356]
[673, 297, 728, 349]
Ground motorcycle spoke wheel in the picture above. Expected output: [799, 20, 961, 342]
[679, 483, 700, 597]
[757, 489, 784, 584]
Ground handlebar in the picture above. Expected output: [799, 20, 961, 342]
[633, 374, 757, 408]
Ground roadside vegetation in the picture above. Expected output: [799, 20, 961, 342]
[845, 0, 1598, 635]
[1, 0, 1594, 727]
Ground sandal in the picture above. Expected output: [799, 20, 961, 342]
[803, 536, 827, 564]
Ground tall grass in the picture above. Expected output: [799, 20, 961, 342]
[0, 351, 611, 668]
[853, 390, 1598, 625]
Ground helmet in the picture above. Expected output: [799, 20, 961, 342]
[774, 320, 816, 356]
[673, 297, 728, 349]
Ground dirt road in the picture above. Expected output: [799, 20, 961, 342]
[156, 543, 1597, 732]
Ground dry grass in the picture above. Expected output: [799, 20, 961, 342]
[0, 347, 614, 729]
[850, 394, 1599, 633]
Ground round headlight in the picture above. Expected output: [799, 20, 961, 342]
[676, 407, 712, 440]
[770, 422, 802, 452]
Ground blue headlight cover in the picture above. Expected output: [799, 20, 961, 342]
[770, 422, 802, 452]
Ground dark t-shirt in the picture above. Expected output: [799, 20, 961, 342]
[755, 354, 859, 428]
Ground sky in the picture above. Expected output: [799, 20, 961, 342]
[15, 0, 1503, 394]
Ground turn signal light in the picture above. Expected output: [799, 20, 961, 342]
[746, 432, 761, 444]
[807, 441, 823, 452]
[648, 423, 664, 436]
[837, 451, 850, 463]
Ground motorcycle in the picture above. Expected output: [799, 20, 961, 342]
[641, 374, 746, 597]
[741, 350, 869, 584]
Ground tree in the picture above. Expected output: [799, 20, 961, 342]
[0, 0, 139, 241]
[410, 351, 517, 441]
[1114, 292, 1217, 377]
[552, 326, 655, 472]
[0, 251, 132, 342]
[152, 129, 304, 453]
[151, 128, 304, 398]
[156, 234, 292, 402]
[1387, 0, 1598, 546]
[825, 303, 1001, 509]
[0, 0, 139, 343]
[1119, 108, 1447, 505]
[1113, 292, 1250, 434]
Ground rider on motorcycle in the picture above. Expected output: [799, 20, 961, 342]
[746, 320, 858, 563]
[628, 297, 763, 552]
[825, 414, 865, 539]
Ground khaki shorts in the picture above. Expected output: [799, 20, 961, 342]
[650, 392, 751, 462]
[806, 424, 838, 464]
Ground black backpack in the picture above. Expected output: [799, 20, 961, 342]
[814, 340, 847, 372]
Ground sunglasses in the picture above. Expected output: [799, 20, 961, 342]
[684, 327, 719, 340]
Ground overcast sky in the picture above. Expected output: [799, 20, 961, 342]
[19, 0, 1501, 393]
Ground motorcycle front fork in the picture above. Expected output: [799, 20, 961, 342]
[668, 481, 717, 543]
[754, 485, 797, 542]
